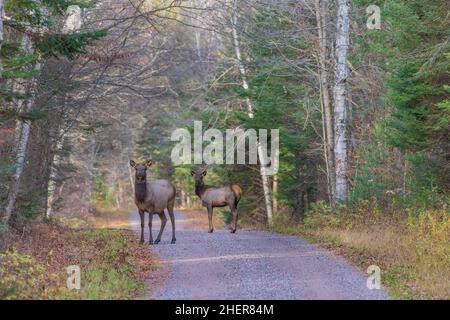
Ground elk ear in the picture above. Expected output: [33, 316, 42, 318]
[130, 160, 137, 168]
[191, 170, 196, 176]
[202, 170, 207, 176]
[145, 160, 153, 168]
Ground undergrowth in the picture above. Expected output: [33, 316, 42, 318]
[269, 200, 450, 300]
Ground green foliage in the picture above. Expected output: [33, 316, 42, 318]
[0, 251, 51, 299]
[203, 6, 321, 218]
[285, 201, 450, 299]
[349, 0, 449, 207]
[5, 0, 93, 25]
[383, 1, 449, 152]
[37, 29, 108, 58]
[92, 171, 117, 207]
[1, 0, 106, 111]
[80, 229, 147, 299]
[16, 186, 47, 220]
[81, 267, 143, 300]
[0, 229, 150, 300]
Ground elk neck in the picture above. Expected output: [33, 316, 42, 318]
[135, 178, 147, 202]
[195, 180, 207, 198]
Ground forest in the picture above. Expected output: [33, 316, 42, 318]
[0, 0, 449, 300]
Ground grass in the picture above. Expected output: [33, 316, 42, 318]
[268, 200, 450, 300]
[0, 221, 155, 300]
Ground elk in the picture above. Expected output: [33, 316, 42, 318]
[130, 160, 176, 244]
[191, 169, 242, 233]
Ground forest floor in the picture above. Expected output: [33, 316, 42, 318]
[133, 210, 388, 300]
[0, 209, 156, 299]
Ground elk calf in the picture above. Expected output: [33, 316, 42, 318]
[191, 169, 242, 233]
[130, 160, 176, 244]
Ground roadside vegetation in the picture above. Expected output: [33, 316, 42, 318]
[0, 220, 154, 300]
[269, 201, 450, 300]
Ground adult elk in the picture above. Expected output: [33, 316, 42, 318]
[130, 160, 176, 244]
[191, 169, 242, 233]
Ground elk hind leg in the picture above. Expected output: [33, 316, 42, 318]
[154, 211, 167, 244]
[207, 204, 214, 233]
[229, 201, 238, 234]
[148, 212, 154, 245]
[168, 203, 176, 244]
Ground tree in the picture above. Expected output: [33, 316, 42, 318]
[333, 0, 350, 202]
[0, 0, 4, 80]
[314, 0, 335, 207]
[1, 0, 105, 226]
[230, 0, 273, 224]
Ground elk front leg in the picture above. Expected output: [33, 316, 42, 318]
[148, 212, 154, 245]
[207, 204, 214, 233]
[154, 212, 167, 244]
[139, 210, 145, 244]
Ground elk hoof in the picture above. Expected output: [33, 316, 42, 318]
[154, 239, 161, 244]
[139, 239, 144, 244]
[149, 240, 154, 245]
[230, 229, 237, 234]
[171, 239, 176, 244]
[208, 229, 214, 233]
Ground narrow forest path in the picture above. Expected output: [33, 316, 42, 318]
[130, 211, 388, 300]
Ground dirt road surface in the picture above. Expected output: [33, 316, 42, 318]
[131, 211, 388, 300]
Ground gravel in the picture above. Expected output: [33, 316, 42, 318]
[131, 211, 388, 300]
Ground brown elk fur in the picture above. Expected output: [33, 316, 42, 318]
[191, 169, 241, 233]
[130, 160, 176, 244]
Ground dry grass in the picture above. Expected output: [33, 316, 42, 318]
[270, 203, 450, 300]
[0, 209, 155, 299]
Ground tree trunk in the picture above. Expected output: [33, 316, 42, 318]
[45, 130, 65, 219]
[186, 194, 192, 208]
[128, 160, 135, 196]
[46, 10, 84, 218]
[2, 35, 41, 226]
[231, 0, 273, 224]
[333, 0, 350, 202]
[272, 175, 278, 214]
[315, 0, 336, 208]
[0, 0, 4, 80]
[181, 189, 187, 207]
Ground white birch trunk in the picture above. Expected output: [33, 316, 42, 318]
[0, 0, 4, 80]
[186, 194, 192, 208]
[2, 48, 41, 225]
[333, 0, 350, 202]
[128, 161, 135, 196]
[272, 175, 278, 214]
[231, 0, 273, 224]
[45, 130, 65, 218]
[181, 189, 187, 208]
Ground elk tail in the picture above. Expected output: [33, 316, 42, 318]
[231, 184, 242, 207]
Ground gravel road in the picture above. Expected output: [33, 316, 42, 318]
[131, 211, 388, 300]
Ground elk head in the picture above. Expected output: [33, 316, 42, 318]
[191, 168, 207, 185]
[130, 160, 153, 183]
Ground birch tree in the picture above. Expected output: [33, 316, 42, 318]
[0, 0, 4, 80]
[314, 0, 336, 206]
[2, 35, 41, 226]
[230, 0, 273, 224]
[333, 0, 350, 202]
[45, 6, 82, 219]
